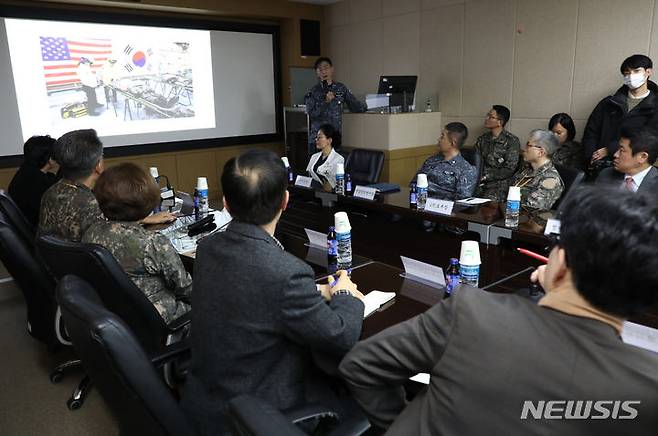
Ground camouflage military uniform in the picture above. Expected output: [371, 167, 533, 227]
[474, 130, 521, 201]
[552, 140, 585, 171]
[305, 81, 366, 152]
[82, 220, 192, 324]
[512, 161, 564, 211]
[38, 179, 104, 242]
[414, 153, 477, 200]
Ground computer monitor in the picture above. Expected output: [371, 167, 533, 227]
[377, 75, 418, 111]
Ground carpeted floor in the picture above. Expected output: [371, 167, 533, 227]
[0, 266, 118, 436]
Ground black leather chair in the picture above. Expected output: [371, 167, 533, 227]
[36, 235, 190, 359]
[0, 190, 35, 249]
[461, 147, 483, 187]
[56, 275, 195, 436]
[345, 149, 385, 185]
[554, 163, 585, 210]
[0, 211, 86, 408]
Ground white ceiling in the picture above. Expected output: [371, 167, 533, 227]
[288, 0, 342, 5]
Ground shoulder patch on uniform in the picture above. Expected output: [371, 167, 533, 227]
[541, 178, 558, 189]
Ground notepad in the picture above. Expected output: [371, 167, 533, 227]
[363, 290, 396, 318]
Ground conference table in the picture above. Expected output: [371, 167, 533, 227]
[176, 185, 658, 332]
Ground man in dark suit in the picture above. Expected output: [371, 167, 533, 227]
[7, 135, 59, 227]
[340, 186, 658, 435]
[596, 126, 658, 195]
[181, 149, 365, 435]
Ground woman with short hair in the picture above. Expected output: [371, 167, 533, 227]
[306, 123, 344, 191]
[82, 162, 191, 323]
[549, 113, 585, 170]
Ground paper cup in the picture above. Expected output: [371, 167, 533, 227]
[334, 211, 351, 234]
[459, 240, 481, 265]
[416, 173, 428, 188]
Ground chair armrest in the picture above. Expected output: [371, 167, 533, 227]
[227, 395, 306, 436]
[150, 339, 190, 368]
[166, 311, 191, 332]
[284, 403, 340, 425]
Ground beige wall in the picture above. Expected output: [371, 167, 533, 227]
[326, 0, 658, 145]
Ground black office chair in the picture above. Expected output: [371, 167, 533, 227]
[0, 211, 86, 406]
[461, 147, 483, 188]
[0, 190, 35, 249]
[36, 235, 190, 389]
[553, 163, 585, 210]
[345, 149, 385, 186]
[56, 275, 195, 436]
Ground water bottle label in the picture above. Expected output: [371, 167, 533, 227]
[327, 240, 337, 256]
[346, 181, 352, 192]
[507, 200, 520, 212]
[446, 274, 460, 294]
[410, 192, 417, 203]
[460, 264, 480, 286]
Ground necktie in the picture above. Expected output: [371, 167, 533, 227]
[624, 176, 635, 192]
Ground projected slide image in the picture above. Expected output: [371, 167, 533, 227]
[6, 19, 215, 141]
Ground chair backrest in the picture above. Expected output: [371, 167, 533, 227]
[0, 190, 35, 250]
[57, 275, 194, 436]
[345, 149, 385, 185]
[460, 147, 483, 186]
[553, 163, 585, 210]
[36, 235, 169, 354]
[0, 211, 57, 347]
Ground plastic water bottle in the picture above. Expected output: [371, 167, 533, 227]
[196, 177, 209, 216]
[345, 173, 353, 196]
[335, 163, 345, 195]
[505, 186, 521, 228]
[409, 182, 418, 210]
[193, 188, 200, 221]
[445, 258, 461, 296]
[416, 174, 428, 210]
[334, 212, 352, 265]
[459, 241, 481, 287]
[327, 226, 338, 263]
[150, 167, 161, 213]
[281, 157, 294, 185]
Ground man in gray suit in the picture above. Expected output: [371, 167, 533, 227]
[596, 126, 658, 195]
[340, 186, 658, 435]
[181, 149, 364, 435]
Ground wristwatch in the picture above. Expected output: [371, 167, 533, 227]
[332, 289, 351, 297]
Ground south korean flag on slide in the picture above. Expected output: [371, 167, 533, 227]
[122, 44, 154, 74]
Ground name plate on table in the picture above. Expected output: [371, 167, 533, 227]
[424, 198, 454, 215]
[353, 185, 377, 200]
[544, 218, 561, 235]
[400, 256, 446, 288]
[294, 175, 313, 188]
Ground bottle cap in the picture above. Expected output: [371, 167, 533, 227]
[450, 258, 459, 265]
[459, 241, 481, 265]
[281, 157, 290, 168]
[196, 177, 208, 190]
[149, 167, 159, 178]
[507, 186, 521, 201]
[334, 211, 351, 234]
[336, 163, 345, 175]
[416, 173, 428, 188]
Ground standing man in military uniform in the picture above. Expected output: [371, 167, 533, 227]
[414, 122, 477, 200]
[512, 129, 564, 211]
[475, 105, 521, 201]
[305, 57, 367, 155]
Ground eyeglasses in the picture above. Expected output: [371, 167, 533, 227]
[316, 65, 332, 72]
[525, 142, 544, 150]
[315, 134, 327, 140]
[485, 114, 501, 120]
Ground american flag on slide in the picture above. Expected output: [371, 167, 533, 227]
[40, 36, 112, 90]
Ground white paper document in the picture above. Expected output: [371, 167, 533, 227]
[212, 208, 233, 230]
[400, 256, 446, 287]
[622, 321, 658, 353]
[544, 218, 561, 236]
[304, 228, 327, 249]
[455, 197, 492, 205]
[363, 290, 396, 318]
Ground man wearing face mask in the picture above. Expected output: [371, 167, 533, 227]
[582, 54, 658, 179]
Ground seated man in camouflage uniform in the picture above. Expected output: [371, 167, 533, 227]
[512, 129, 565, 211]
[39, 129, 105, 242]
[414, 122, 477, 200]
[39, 129, 177, 242]
[474, 105, 521, 201]
[82, 163, 191, 323]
